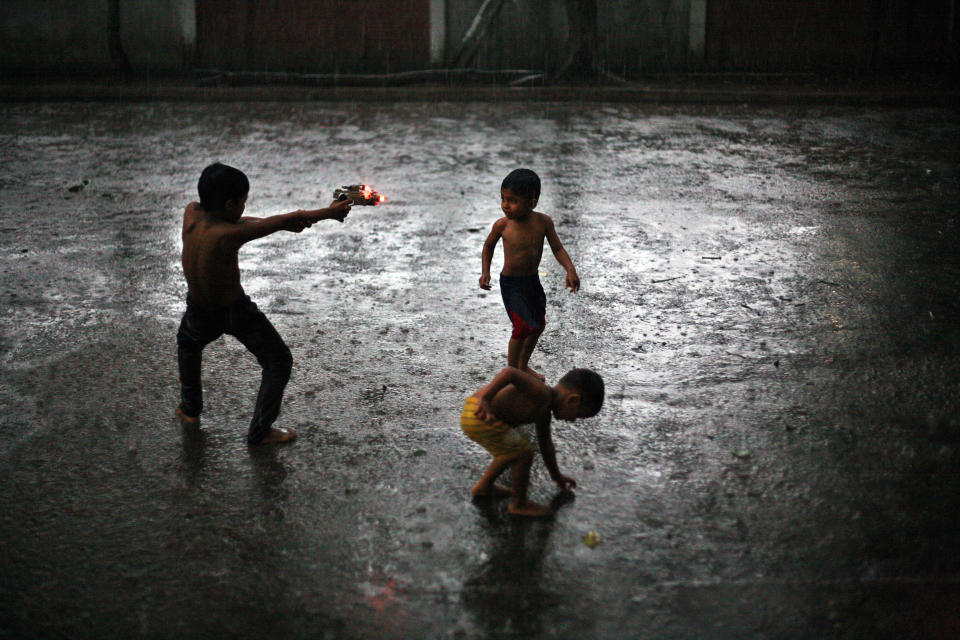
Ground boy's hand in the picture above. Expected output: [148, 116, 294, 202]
[479, 273, 491, 290]
[565, 270, 580, 293]
[326, 199, 351, 222]
[555, 474, 577, 491]
[474, 397, 496, 423]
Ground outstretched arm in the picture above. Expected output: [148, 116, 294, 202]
[535, 415, 576, 491]
[229, 200, 351, 247]
[544, 216, 580, 292]
[479, 219, 505, 290]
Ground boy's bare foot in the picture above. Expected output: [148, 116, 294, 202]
[472, 484, 513, 498]
[175, 405, 200, 428]
[523, 367, 546, 381]
[257, 427, 297, 444]
[508, 501, 552, 517]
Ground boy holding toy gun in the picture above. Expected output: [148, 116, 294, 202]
[175, 162, 351, 444]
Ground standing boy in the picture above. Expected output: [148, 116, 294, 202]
[461, 366, 604, 516]
[479, 169, 580, 380]
[176, 162, 351, 444]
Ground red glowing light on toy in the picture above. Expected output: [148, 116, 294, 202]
[332, 184, 384, 206]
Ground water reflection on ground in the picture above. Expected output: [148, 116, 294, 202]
[0, 101, 957, 639]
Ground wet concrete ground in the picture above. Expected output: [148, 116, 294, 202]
[1, 100, 958, 639]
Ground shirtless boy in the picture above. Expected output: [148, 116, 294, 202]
[479, 169, 580, 380]
[461, 366, 603, 516]
[176, 162, 351, 444]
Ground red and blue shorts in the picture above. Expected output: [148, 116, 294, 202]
[500, 273, 546, 339]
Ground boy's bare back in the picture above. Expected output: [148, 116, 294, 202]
[473, 367, 555, 428]
[483, 376, 553, 426]
[181, 202, 245, 308]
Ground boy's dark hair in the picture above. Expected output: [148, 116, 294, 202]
[501, 168, 541, 202]
[198, 162, 249, 212]
[559, 368, 605, 416]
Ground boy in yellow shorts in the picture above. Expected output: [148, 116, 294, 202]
[461, 366, 604, 516]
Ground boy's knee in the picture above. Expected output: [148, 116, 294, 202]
[176, 326, 199, 349]
[512, 325, 544, 341]
[527, 321, 546, 337]
[513, 449, 535, 466]
[265, 345, 293, 376]
[494, 448, 533, 466]
[278, 346, 293, 373]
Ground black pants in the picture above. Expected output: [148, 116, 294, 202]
[176, 295, 292, 444]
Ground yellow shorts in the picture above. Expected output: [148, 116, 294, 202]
[460, 397, 534, 460]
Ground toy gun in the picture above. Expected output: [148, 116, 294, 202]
[333, 184, 385, 206]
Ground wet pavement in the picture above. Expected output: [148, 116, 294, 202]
[1, 99, 958, 639]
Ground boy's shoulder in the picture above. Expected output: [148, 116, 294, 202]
[525, 211, 554, 234]
[533, 211, 553, 224]
[503, 211, 553, 227]
[182, 202, 202, 231]
[184, 202, 219, 227]
[182, 203, 238, 240]
[184, 202, 235, 227]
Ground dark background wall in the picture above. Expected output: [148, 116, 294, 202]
[445, 0, 696, 75]
[196, 0, 430, 74]
[706, 0, 959, 72]
[0, 0, 196, 73]
[1, 0, 956, 76]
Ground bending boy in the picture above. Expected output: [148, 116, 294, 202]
[176, 162, 351, 444]
[461, 366, 604, 516]
[480, 168, 580, 380]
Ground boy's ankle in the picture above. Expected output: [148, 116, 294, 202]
[175, 405, 200, 426]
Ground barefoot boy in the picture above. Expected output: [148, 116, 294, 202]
[479, 169, 580, 380]
[461, 366, 604, 516]
[176, 162, 351, 444]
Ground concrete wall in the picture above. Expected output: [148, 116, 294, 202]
[444, 0, 696, 74]
[1, 0, 955, 76]
[444, 0, 567, 71]
[704, 0, 959, 72]
[599, 0, 694, 74]
[195, 0, 429, 74]
[126, 0, 195, 72]
[2, 3, 109, 72]
[0, 0, 702, 75]
[0, 0, 195, 73]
